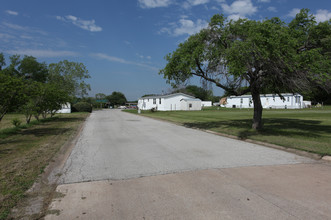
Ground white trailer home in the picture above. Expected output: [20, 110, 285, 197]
[56, 102, 71, 113]
[138, 93, 202, 111]
[223, 93, 304, 109]
[201, 101, 212, 107]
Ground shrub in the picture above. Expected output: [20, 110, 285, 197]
[11, 118, 22, 127]
[73, 102, 92, 113]
[150, 107, 157, 112]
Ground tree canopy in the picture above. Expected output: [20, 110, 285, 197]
[160, 9, 331, 129]
[0, 53, 91, 122]
[48, 60, 91, 98]
[107, 91, 127, 107]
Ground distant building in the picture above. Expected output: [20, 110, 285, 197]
[201, 101, 212, 107]
[222, 93, 304, 109]
[56, 102, 71, 113]
[138, 93, 202, 111]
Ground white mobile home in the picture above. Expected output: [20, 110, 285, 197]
[223, 93, 304, 109]
[138, 93, 202, 111]
[201, 101, 212, 107]
[56, 102, 71, 113]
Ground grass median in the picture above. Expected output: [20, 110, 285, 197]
[0, 112, 89, 219]
[125, 106, 331, 156]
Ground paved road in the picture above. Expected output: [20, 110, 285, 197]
[46, 110, 331, 219]
[59, 110, 310, 183]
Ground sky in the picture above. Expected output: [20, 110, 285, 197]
[1, 0, 331, 101]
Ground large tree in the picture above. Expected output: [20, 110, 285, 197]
[160, 9, 331, 129]
[107, 91, 127, 107]
[0, 73, 26, 121]
[48, 60, 91, 98]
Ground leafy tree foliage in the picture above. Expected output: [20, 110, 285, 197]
[174, 85, 213, 101]
[48, 60, 91, 98]
[18, 55, 48, 82]
[160, 9, 331, 129]
[0, 73, 26, 121]
[0, 54, 90, 123]
[107, 91, 127, 107]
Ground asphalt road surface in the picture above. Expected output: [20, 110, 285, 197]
[46, 109, 331, 219]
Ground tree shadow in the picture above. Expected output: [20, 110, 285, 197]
[19, 127, 72, 137]
[183, 118, 331, 140]
[52, 117, 85, 123]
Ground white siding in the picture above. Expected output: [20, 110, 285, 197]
[180, 99, 202, 111]
[138, 93, 202, 111]
[201, 101, 212, 107]
[224, 94, 304, 109]
[56, 103, 71, 113]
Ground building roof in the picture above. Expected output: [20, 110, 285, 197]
[139, 93, 196, 100]
[228, 93, 302, 99]
[181, 98, 201, 101]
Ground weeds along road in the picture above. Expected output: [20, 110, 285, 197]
[46, 109, 331, 219]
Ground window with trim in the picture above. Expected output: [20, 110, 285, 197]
[287, 97, 290, 102]
[189, 103, 192, 108]
[153, 98, 156, 104]
[159, 98, 161, 104]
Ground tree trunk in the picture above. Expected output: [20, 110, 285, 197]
[26, 114, 32, 124]
[251, 89, 263, 130]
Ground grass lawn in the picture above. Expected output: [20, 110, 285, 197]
[125, 106, 331, 156]
[0, 112, 89, 219]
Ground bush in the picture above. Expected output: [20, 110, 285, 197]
[11, 118, 22, 127]
[72, 102, 92, 113]
[150, 107, 157, 112]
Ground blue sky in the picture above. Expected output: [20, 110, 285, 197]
[1, 0, 330, 100]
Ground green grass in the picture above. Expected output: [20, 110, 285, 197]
[125, 106, 331, 156]
[0, 113, 89, 219]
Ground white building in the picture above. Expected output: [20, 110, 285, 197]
[56, 102, 71, 113]
[138, 93, 202, 111]
[223, 93, 304, 109]
[201, 101, 212, 107]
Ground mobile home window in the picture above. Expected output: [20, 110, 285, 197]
[159, 98, 161, 104]
[287, 97, 289, 102]
[240, 98, 243, 104]
[153, 98, 156, 104]
[189, 103, 192, 108]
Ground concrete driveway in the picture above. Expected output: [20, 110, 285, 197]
[45, 109, 331, 219]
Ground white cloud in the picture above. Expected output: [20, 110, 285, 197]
[56, 15, 102, 32]
[138, 0, 173, 8]
[5, 49, 78, 58]
[91, 53, 158, 71]
[189, 0, 209, 5]
[257, 0, 270, 2]
[221, 0, 257, 17]
[183, 0, 209, 8]
[161, 17, 208, 36]
[0, 33, 15, 40]
[228, 14, 243, 21]
[267, 6, 277, 12]
[288, 8, 300, 17]
[5, 10, 18, 16]
[315, 9, 331, 23]
[2, 22, 48, 35]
